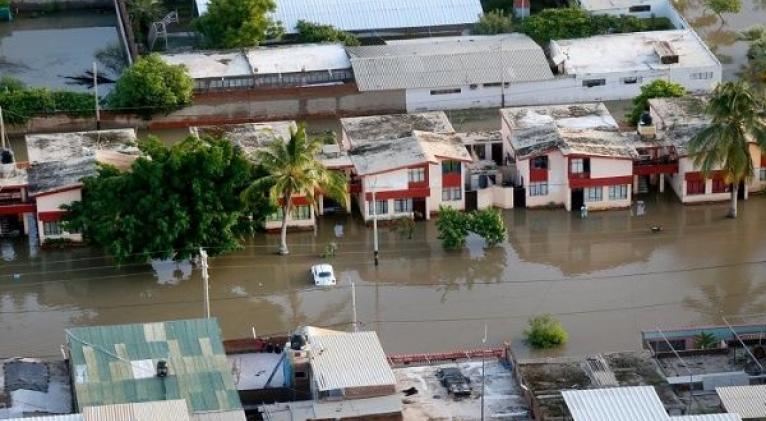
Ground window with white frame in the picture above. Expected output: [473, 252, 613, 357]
[760, 168, 766, 181]
[267, 208, 283, 222]
[368, 200, 388, 215]
[582, 79, 606, 88]
[608, 184, 628, 200]
[442, 187, 462, 201]
[43, 221, 62, 236]
[529, 182, 548, 196]
[621, 76, 642, 84]
[430, 88, 461, 95]
[570, 158, 584, 173]
[394, 198, 412, 213]
[292, 205, 311, 220]
[585, 187, 603, 202]
[408, 168, 425, 183]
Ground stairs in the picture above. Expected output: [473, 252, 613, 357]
[637, 176, 650, 194]
[0, 218, 11, 236]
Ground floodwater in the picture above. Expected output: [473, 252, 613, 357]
[676, 0, 766, 80]
[0, 11, 123, 93]
[2, 193, 766, 359]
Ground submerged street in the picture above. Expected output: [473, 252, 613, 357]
[2, 192, 766, 359]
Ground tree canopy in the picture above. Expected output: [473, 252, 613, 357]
[741, 28, 766, 91]
[628, 79, 687, 126]
[194, 0, 283, 48]
[688, 81, 766, 218]
[64, 135, 269, 263]
[0, 77, 93, 126]
[435, 206, 507, 249]
[704, 0, 742, 22]
[473, 10, 514, 35]
[295, 20, 360, 46]
[108, 54, 193, 116]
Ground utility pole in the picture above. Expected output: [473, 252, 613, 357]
[481, 323, 487, 421]
[351, 281, 358, 332]
[200, 248, 210, 318]
[93, 62, 101, 130]
[0, 106, 6, 150]
[371, 184, 379, 266]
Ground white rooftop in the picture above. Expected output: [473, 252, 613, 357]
[341, 111, 455, 146]
[227, 352, 285, 391]
[160, 51, 252, 79]
[25, 129, 138, 164]
[562, 386, 670, 421]
[551, 30, 720, 75]
[190, 121, 296, 157]
[717, 385, 766, 419]
[259, 395, 402, 421]
[82, 400, 191, 421]
[246, 44, 350, 75]
[303, 327, 396, 392]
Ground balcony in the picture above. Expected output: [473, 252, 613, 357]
[568, 171, 590, 180]
[633, 156, 679, 176]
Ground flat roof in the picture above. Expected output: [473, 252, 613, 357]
[454, 130, 503, 145]
[341, 111, 455, 146]
[302, 327, 396, 392]
[227, 352, 285, 391]
[27, 157, 97, 196]
[551, 30, 720, 75]
[717, 385, 766, 419]
[0, 164, 28, 187]
[190, 121, 296, 158]
[246, 44, 349, 75]
[66, 318, 242, 414]
[25, 129, 138, 164]
[577, 0, 658, 11]
[649, 96, 709, 128]
[349, 131, 471, 175]
[348, 34, 553, 91]
[0, 358, 73, 419]
[160, 51, 252, 80]
[259, 395, 402, 421]
[270, 0, 482, 33]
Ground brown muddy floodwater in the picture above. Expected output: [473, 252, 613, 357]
[2, 193, 766, 359]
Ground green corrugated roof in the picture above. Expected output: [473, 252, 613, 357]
[66, 318, 241, 414]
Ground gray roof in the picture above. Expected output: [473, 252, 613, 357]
[348, 34, 554, 91]
[0, 358, 74, 419]
[27, 157, 98, 196]
[302, 327, 396, 392]
[648, 97, 710, 156]
[341, 111, 455, 146]
[562, 386, 669, 421]
[25, 129, 138, 164]
[717, 385, 766, 419]
[190, 121, 297, 158]
[83, 400, 191, 421]
[454, 130, 503, 145]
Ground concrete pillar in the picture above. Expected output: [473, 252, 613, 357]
[633, 175, 639, 195]
[659, 174, 665, 193]
[425, 197, 430, 220]
[21, 212, 30, 235]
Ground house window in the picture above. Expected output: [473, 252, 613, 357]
[442, 187, 462, 201]
[430, 88, 461, 95]
[266, 208, 283, 222]
[394, 198, 412, 213]
[473, 145, 486, 160]
[570, 158, 585, 174]
[712, 178, 730, 193]
[43, 221, 62, 236]
[585, 187, 603, 202]
[369, 200, 388, 215]
[532, 156, 548, 170]
[292, 205, 311, 220]
[629, 4, 651, 12]
[760, 168, 766, 181]
[609, 184, 628, 200]
[690, 72, 714, 80]
[583, 79, 606, 88]
[621, 76, 642, 84]
[408, 167, 425, 183]
[483, 82, 502, 87]
[687, 180, 705, 195]
[442, 161, 461, 174]
[529, 182, 548, 196]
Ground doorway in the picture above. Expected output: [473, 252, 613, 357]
[491, 143, 503, 166]
[412, 198, 427, 220]
[571, 188, 584, 211]
[465, 190, 478, 212]
[513, 187, 526, 208]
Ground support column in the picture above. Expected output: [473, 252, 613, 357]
[633, 175, 639, 195]
[659, 174, 665, 193]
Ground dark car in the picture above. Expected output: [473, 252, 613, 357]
[436, 367, 472, 396]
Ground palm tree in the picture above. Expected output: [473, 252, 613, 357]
[127, 0, 165, 43]
[688, 81, 766, 218]
[244, 124, 347, 255]
[694, 331, 718, 349]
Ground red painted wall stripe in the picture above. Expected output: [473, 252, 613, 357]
[365, 188, 430, 201]
[38, 211, 68, 222]
[569, 176, 633, 188]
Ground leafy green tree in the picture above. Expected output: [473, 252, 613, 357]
[295, 20, 360, 46]
[519, 8, 594, 44]
[525, 314, 568, 349]
[470, 208, 507, 247]
[704, 0, 742, 23]
[435, 206, 470, 250]
[473, 10, 514, 35]
[694, 331, 719, 349]
[108, 54, 193, 116]
[741, 28, 766, 91]
[688, 81, 766, 218]
[628, 80, 687, 125]
[0, 77, 93, 126]
[127, 0, 165, 44]
[243, 124, 348, 255]
[194, 0, 283, 48]
[64, 135, 261, 263]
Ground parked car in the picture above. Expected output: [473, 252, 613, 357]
[436, 367, 471, 396]
[311, 264, 336, 286]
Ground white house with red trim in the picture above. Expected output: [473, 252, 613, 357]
[0, 160, 35, 237]
[501, 103, 638, 211]
[647, 96, 765, 203]
[190, 121, 353, 231]
[25, 129, 139, 244]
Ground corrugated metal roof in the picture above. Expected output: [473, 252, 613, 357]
[717, 385, 766, 419]
[674, 415, 742, 421]
[348, 34, 553, 91]
[66, 318, 242, 414]
[304, 327, 396, 392]
[190, 410, 247, 421]
[271, 0, 483, 33]
[83, 399, 191, 420]
[0, 416, 83, 421]
[561, 386, 669, 421]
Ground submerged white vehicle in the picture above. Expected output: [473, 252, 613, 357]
[311, 264, 336, 286]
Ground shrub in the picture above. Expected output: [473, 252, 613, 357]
[473, 10, 514, 35]
[194, 0, 283, 48]
[435, 206, 470, 250]
[436, 207, 507, 249]
[391, 216, 416, 239]
[108, 54, 193, 116]
[0, 77, 94, 126]
[470, 208, 507, 247]
[295, 20, 360, 46]
[525, 314, 568, 349]
[627, 80, 687, 126]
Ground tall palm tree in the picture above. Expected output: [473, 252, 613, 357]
[688, 81, 766, 218]
[244, 124, 347, 255]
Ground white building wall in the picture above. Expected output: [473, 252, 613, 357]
[580, 184, 633, 211]
[36, 189, 83, 243]
[264, 205, 316, 230]
[519, 151, 568, 208]
[590, 157, 633, 178]
[672, 157, 732, 203]
[749, 144, 766, 193]
[579, 0, 671, 19]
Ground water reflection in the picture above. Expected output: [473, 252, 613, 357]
[151, 259, 192, 285]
